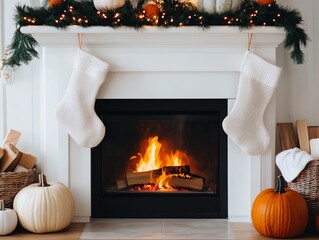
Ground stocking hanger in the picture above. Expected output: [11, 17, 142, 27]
[78, 33, 84, 49]
[248, 33, 253, 51]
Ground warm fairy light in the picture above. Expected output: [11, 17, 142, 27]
[188, 15, 191, 19]
[199, 16, 203, 20]
[277, 13, 281, 17]
[236, 18, 239, 22]
[179, 22, 183, 26]
[250, 20, 253, 24]
[273, 19, 276, 22]
[255, 10, 258, 13]
[78, 18, 82, 23]
[115, 13, 120, 18]
[117, 19, 121, 22]
[97, 11, 101, 14]
[55, 20, 59, 23]
[263, 22, 266, 26]
[224, 16, 228, 20]
[23, 17, 27, 20]
[170, 18, 174, 22]
[268, 4, 271, 7]
[72, 17, 76, 21]
[85, 20, 89, 23]
[228, 21, 231, 24]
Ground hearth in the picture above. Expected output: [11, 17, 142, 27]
[91, 99, 227, 218]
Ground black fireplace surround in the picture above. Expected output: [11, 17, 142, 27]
[91, 99, 227, 218]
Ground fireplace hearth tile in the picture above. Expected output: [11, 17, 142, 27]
[164, 219, 234, 239]
[81, 219, 234, 240]
[81, 219, 164, 239]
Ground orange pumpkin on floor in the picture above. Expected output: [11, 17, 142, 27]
[251, 175, 308, 238]
[49, 0, 64, 8]
[257, 0, 275, 5]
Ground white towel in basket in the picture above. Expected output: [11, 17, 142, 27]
[276, 148, 313, 182]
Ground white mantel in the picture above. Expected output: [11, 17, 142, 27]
[21, 26, 285, 222]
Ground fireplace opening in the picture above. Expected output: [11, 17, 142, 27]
[91, 99, 227, 218]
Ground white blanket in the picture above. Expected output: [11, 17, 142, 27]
[276, 148, 313, 182]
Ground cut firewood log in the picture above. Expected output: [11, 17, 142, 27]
[126, 165, 204, 191]
[296, 119, 310, 153]
[277, 122, 298, 151]
[308, 126, 319, 140]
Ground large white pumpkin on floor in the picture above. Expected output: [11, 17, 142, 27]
[0, 200, 18, 235]
[93, 0, 126, 11]
[13, 174, 75, 233]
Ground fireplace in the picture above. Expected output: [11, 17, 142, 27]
[91, 99, 227, 218]
[20, 26, 285, 221]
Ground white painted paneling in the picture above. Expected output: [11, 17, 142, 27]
[3, 0, 36, 153]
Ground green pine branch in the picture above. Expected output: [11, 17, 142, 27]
[4, 0, 310, 68]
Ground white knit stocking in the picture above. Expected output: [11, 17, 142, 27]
[56, 49, 109, 148]
[222, 51, 282, 155]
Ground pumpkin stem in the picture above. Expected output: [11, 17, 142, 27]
[274, 175, 286, 194]
[0, 200, 4, 210]
[38, 174, 50, 187]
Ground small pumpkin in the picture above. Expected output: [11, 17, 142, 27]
[251, 175, 308, 238]
[257, 0, 275, 5]
[0, 200, 18, 235]
[13, 174, 75, 233]
[93, 0, 126, 11]
[144, 3, 161, 19]
[49, 0, 64, 8]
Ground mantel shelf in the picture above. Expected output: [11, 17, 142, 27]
[20, 26, 285, 47]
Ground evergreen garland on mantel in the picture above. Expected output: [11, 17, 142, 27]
[4, 0, 309, 67]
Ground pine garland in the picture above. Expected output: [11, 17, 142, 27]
[5, 0, 309, 67]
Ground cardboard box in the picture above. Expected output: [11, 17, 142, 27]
[0, 144, 22, 172]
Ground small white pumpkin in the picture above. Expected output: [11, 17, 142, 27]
[0, 200, 18, 235]
[13, 174, 75, 233]
[93, 0, 126, 11]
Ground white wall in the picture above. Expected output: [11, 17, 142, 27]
[276, 0, 319, 126]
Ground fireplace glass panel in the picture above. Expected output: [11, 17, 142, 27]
[103, 114, 219, 193]
[91, 99, 227, 218]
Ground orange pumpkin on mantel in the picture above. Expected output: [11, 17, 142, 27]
[49, 0, 64, 8]
[257, 0, 275, 5]
[144, 3, 161, 19]
[251, 175, 309, 238]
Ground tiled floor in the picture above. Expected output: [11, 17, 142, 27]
[81, 219, 234, 240]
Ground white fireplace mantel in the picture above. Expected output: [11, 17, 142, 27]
[22, 26, 285, 222]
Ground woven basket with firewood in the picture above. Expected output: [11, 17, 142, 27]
[0, 168, 37, 208]
[277, 120, 319, 230]
[0, 129, 38, 208]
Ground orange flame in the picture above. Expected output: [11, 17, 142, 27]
[131, 136, 187, 190]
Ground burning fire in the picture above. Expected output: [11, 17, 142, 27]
[130, 136, 188, 190]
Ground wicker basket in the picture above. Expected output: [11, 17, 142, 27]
[0, 168, 37, 208]
[288, 160, 319, 231]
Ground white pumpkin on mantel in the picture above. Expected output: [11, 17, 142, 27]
[0, 200, 18, 235]
[13, 174, 75, 233]
[93, 0, 126, 11]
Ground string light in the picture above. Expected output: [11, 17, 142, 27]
[21, 0, 286, 28]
